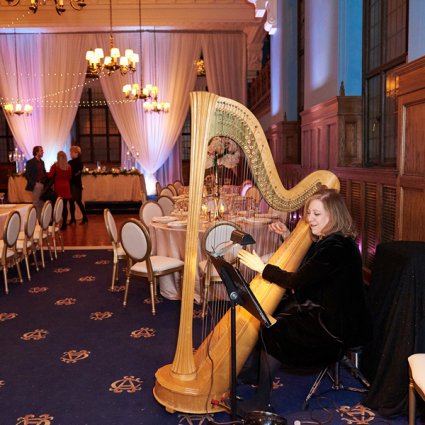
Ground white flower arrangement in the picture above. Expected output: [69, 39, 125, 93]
[205, 137, 241, 170]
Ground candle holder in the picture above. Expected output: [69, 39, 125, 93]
[8, 147, 25, 173]
[125, 149, 139, 170]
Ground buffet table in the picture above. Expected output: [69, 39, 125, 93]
[8, 175, 145, 203]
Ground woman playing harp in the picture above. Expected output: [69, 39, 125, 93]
[236, 188, 372, 415]
[153, 92, 341, 414]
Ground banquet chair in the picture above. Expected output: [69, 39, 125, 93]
[157, 195, 175, 216]
[173, 180, 183, 194]
[48, 197, 64, 259]
[139, 201, 164, 228]
[159, 187, 174, 198]
[16, 205, 39, 281]
[408, 353, 425, 425]
[167, 184, 178, 196]
[245, 185, 262, 202]
[156, 181, 162, 197]
[33, 200, 53, 268]
[199, 221, 242, 317]
[240, 179, 253, 196]
[1, 211, 23, 294]
[120, 218, 184, 315]
[103, 208, 126, 290]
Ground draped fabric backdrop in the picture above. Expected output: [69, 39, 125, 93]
[98, 32, 201, 193]
[0, 33, 93, 167]
[0, 31, 246, 192]
[201, 33, 247, 105]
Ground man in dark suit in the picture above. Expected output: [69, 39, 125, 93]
[25, 145, 46, 220]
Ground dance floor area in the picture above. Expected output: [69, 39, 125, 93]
[0, 249, 414, 425]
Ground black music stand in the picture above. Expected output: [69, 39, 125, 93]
[209, 254, 273, 421]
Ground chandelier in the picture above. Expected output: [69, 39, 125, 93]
[85, 0, 138, 76]
[122, 21, 170, 113]
[4, 30, 33, 117]
[5, 0, 86, 15]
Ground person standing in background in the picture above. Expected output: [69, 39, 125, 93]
[48, 151, 72, 230]
[25, 146, 46, 221]
[68, 145, 88, 225]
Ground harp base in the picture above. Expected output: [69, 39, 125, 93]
[154, 364, 228, 414]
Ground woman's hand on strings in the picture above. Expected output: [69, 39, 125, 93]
[269, 221, 290, 239]
[237, 249, 266, 274]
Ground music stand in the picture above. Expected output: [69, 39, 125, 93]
[209, 254, 274, 421]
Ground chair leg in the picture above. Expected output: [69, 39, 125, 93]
[58, 232, 64, 253]
[52, 233, 58, 259]
[39, 244, 45, 268]
[3, 268, 8, 294]
[149, 280, 156, 316]
[24, 255, 31, 281]
[46, 238, 53, 261]
[409, 378, 416, 425]
[202, 269, 211, 317]
[33, 250, 39, 272]
[111, 261, 117, 290]
[15, 256, 23, 283]
[123, 275, 131, 306]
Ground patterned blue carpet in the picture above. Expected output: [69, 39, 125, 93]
[0, 249, 413, 425]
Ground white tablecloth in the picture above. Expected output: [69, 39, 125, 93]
[0, 204, 32, 232]
[8, 175, 145, 203]
[149, 217, 279, 302]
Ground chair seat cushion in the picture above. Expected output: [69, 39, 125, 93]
[131, 256, 184, 274]
[16, 239, 32, 250]
[48, 225, 60, 233]
[409, 353, 425, 393]
[0, 241, 16, 260]
[116, 245, 126, 257]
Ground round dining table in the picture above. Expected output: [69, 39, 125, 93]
[149, 214, 281, 303]
[0, 204, 32, 232]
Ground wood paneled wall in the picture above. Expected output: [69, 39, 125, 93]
[395, 56, 425, 241]
[273, 95, 398, 273]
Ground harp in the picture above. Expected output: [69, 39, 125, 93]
[153, 92, 339, 413]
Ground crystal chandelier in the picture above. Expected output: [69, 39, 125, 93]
[4, 30, 33, 117]
[5, 0, 86, 15]
[85, 0, 138, 76]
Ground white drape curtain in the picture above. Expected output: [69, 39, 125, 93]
[0, 31, 247, 188]
[201, 33, 247, 105]
[153, 32, 247, 185]
[99, 32, 201, 193]
[0, 33, 92, 167]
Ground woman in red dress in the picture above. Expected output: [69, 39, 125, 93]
[48, 151, 72, 230]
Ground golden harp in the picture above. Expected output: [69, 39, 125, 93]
[153, 91, 339, 413]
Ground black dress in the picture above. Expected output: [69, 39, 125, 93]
[68, 157, 87, 222]
[260, 233, 372, 368]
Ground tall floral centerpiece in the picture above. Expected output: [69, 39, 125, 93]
[205, 136, 241, 171]
[205, 137, 240, 219]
